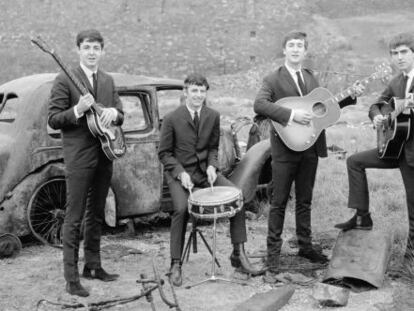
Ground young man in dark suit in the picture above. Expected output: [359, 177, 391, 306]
[48, 29, 124, 297]
[254, 31, 364, 280]
[158, 73, 261, 287]
[335, 32, 414, 265]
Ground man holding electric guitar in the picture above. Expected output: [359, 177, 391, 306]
[254, 31, 365, 281]
[335, 32, 414, 267]
[48, 29, 124, 297]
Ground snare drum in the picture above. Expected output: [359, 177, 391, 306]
[188, 186, 243, 220]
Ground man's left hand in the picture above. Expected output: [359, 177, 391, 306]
[206, 165, 217, 185]
[99, 108, 117, 128]
[351, 81, 365, 98]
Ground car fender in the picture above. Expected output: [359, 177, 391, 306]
[0, 162, 65, 237]
[228, 139, 271, 203]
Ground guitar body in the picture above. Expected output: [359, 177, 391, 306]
[377, 114, 411, 159]
[86, 107, 126, 160]
[271, 87, 341, 151]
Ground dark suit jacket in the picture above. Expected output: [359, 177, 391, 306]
[158, 105, 220, 183]
[254, 65, 356, 159]
[48, 66, 124, 170]
[369, 73, 414, 166]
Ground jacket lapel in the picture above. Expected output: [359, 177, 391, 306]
[95, 69, 107, 102]
[302, 69, 312, 95]
[180, 106, 196, 131]
[198, 106, 208, 133]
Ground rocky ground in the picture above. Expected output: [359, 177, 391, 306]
[1, 213, 413, 311]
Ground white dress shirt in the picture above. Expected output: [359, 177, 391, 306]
[186, 105, 201, 121]
[284, 62, 305, 124]
[404, 67, 414, 98]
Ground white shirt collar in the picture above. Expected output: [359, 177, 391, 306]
[185, 104, 201, 119]
[404, 67, 414, 96]
[80, 63, 97, 80]
[284, 62, 302, 78]
[404, 67, 414, 79]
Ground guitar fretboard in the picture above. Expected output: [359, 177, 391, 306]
[49, 52, 90, 96]
[326, 74, 379, 105]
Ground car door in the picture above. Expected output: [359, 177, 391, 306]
[112, 87, 163, 217]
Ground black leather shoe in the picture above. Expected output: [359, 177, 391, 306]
[82, 267, 119, 282]
[169, 260, 182, 287]
[334, 212, 373, 231]
[298, 247, 328, 264]
[66, 281, 89, 297]
[230, 243, 266, 276]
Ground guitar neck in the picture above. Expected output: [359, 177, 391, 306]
[327, 73, 378, 105]
[50, 52, 103, 114]
[50, 53, 90, 96]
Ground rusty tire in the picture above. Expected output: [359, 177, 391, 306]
[0, 233, 22, 258]
[27, 177, 66, 248]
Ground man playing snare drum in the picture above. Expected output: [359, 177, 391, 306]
[158, 73, 263, 287]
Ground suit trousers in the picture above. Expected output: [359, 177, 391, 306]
[267, 146, 318, 261]
[63, 157, 112, 282]
[168, 174, 247, 260]
[347, 147, 414, 248]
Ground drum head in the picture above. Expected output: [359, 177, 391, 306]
[189, 186, 241, 206]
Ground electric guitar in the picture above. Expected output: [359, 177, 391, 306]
[271, 64, 391, 152]
[377, 94, 414, 159]
[31, 36, 126, 161]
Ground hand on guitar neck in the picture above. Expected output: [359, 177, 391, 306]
[76, 93, 117, 128]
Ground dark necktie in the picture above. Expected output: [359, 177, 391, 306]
[92, 72, 98, 97]
[193, 110, 200, 132]
[403, 74, 410, 96]
[296, 71, 306, 95]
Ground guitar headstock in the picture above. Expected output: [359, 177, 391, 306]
[373, 62, 392, 84]
[31, 36, 54, 55]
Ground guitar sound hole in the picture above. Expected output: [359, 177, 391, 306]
[312, 102, 327, 116]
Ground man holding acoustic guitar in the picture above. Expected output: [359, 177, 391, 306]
[48, 29, 124, 297]
[254, 31, 365, 281]
[335, 32, 414, 266]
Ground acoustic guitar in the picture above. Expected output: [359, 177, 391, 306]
[271, 64, 391, 152]
[377, 95, 414, 159]
[31, 36, 126, 161]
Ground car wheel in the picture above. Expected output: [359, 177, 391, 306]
[27, 177, 66, 248]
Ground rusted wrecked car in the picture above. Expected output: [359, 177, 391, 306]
[0, 73, 271, 256]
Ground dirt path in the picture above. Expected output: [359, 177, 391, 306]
[1, 216, 412, 311]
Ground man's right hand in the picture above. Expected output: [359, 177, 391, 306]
[373, 114, 387, 128]
[293, 109, 312, 125]
[179, 171, 193, 190]
[76, 94, 94, 115]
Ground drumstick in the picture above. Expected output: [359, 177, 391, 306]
[188, 186, 193, 199]
[209, 181, 214, 192]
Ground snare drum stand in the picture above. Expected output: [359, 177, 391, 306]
[185, 207, 248, 289]
[181, 215, 221, 267]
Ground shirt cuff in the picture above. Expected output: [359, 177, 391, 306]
[74, 105, 84, 119]
[110, 108, 118, 120]
[288, 110, 295, 125]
